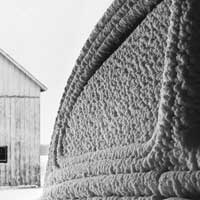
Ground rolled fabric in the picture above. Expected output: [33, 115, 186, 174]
[41, 0, 200, 199]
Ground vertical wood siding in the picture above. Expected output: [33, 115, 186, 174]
[0, 97, 40, 186]
[0, 53, 41, 186]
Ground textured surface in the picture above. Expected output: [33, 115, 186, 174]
[41, 0, 200, 199]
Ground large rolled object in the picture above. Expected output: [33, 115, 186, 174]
[41, 0, 200, 199]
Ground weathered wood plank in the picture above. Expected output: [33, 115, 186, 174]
[0, 98, 5, 185]
[3, 98, 7, 185]
[34, 98, 40, 186]
[5, 97, 10, 185]
[28, 97, 33, 185]
[24, 97, 29, 185]
[21, 98, 25, 185]
[10, 98, 15, 186]
[8, 98, 12, 186]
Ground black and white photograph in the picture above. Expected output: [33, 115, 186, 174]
[0, 0, 200, 199]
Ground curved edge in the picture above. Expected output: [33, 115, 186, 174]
[46, 0, 164, 175]
[43, 0, 200, 199]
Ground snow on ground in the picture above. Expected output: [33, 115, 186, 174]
[0, 188, 43, 200]
[0, 156, 48, 200]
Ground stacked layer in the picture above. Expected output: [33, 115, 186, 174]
[42, 0, 200, 199]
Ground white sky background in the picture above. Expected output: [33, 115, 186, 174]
[0, 0, 113, 144]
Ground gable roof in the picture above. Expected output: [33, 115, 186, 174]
[0, 48, 47, 92]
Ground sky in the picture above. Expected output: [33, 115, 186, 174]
[0, 0, 113, 144]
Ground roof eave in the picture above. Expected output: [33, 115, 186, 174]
[0, 48, 47, 92]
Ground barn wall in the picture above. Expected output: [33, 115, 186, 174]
[0, 97, 40, 186]
[0, 54, 40, 97]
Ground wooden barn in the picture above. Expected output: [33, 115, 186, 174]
[0, 49, 47, 187]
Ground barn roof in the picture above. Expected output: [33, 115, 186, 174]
[0, 49, 47, 92]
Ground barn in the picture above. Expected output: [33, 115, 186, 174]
[0, 49, 47, 187]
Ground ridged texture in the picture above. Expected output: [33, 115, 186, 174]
[41, 0, 200, 199]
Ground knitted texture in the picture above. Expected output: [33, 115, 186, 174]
[41, 0, 200, 199]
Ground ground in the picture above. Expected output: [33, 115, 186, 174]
[0, 188, 43, 200]
[0, 156, 48, 200]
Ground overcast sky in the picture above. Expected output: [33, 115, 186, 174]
[0, 0, 113, 144]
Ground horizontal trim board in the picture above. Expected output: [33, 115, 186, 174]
[0, 96, 39, 99]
